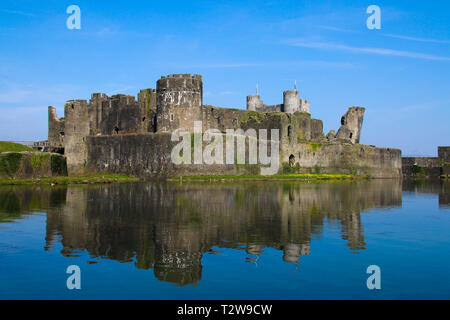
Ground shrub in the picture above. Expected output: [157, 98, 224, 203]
[411, 164, 425, 175]
[282, 162, 300, 174]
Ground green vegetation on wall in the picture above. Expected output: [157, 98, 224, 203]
[0, 153, 23, 177]
[297, 128, 303, 141]
[411, 164, 425, 175]
[31, 154, 43, 169]
[241, 111, 265, 122]
[282, 162, 301, 174]
[308, 143, 322, 152]
[51, 155, 68, 176]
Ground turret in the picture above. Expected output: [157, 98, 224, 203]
[64, 99, 90, 173]
[283, 90, 300, 113]
[156, 74, 203, 132]
[246, 95, 263, 111]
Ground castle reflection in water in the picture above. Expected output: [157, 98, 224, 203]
[0, 180, 448, 286]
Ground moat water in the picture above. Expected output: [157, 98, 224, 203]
[0, 180, 449, 299]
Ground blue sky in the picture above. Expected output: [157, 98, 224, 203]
[0, 0, 449, 156]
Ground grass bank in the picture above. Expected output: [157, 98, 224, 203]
[0, 174, 139, 185]
[0, 141, 35, 153]
[168, 173, 366, 182]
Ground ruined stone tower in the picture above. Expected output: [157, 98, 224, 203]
[246, 88, 309, 113]
[335, 107, 365, 144]
[156, 74, 203, 132]
[283, 90, 300, 114]
[48, 106, 65, 153]
[64, 99, 90, 173]
[246, 95, 263, 111]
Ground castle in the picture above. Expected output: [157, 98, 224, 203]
[48, 73, 402, 177]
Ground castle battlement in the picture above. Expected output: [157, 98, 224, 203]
[161, 74, 202, 80]
[246, 89, 310, 114]
[66, 99, 88, 104]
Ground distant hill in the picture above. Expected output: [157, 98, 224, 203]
[0, 141, 36, 153]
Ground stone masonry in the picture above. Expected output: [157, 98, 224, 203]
[402, 146, 450, 178]
[47, 73, 402, 177]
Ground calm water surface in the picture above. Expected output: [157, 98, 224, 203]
[0, 179, 449, 299]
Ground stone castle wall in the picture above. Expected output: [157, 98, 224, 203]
[439, 146, 450, 163]
[402, 147, 450, 177]
[100, 94, 143, 135]
[402, 157, 441, 177]
[0, 152, 67, 179]
[85, 132, 402, 178]
[258, 104, 283, 112]
[86, 133, 268, 178]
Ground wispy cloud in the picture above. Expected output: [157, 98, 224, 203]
[315, 25, 357, 33]
[384, 33, 450, 44]
[170, 60, 354, 69]
[285, 39, 450, 61]
[0, 9, 36, 17]
[310, 24, 450, 45]
[79, 27, 154, 38]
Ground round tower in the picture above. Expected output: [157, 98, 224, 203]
[156, 74, 203, 132]
[283, 90, 300, 114]
[246, 95, 263, 111]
